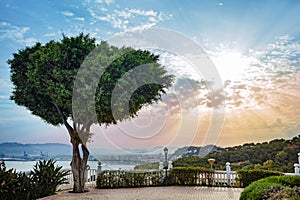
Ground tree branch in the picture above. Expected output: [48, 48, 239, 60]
[81, 143, 89, 164]
[52, 101, 74, 135]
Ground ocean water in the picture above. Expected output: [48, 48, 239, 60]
[3, 160, 135, 172]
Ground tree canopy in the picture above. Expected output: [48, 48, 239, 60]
[9, 33, 173, 131]
[9, 34, 96, 126]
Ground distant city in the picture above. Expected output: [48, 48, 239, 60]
[0, 142, 222, 165]
[0, 142, 166, 165]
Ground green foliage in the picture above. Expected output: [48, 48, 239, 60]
[0, 160, 69, 199]
[96, 167, 215, 189]
[31, 160, 70, 198]
[134, 162, 159, 170]
[9, 34, 96, 126]
[172, 135, 300, 172]
[0, 162, 34, 200]
[79, 46, 174, 125]
[9, 34, 173, 129]
[240, 175, 300, 200]
[262, 186, 300, 200]
[262, 159, 274, 170]
[173, 156, 205, 167]
[237, 169, 282, 187]
[96, 170, 161, 188]
[171, 167, 214, 186]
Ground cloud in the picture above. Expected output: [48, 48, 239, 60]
[87, 6, 172, 33]
[199, 36, 300, 145]
[0, 79, 12, 90]
[218, 2, 224, 6]
[95, 0, 113, 4]
[43, 33, 56, 37]
[75, 17, 85, 21]
[200, 35, 300, 112]
[127, 9, 157, 17]
[61, 11, 75, 17]
[0, 95, 8, 99]
[0, 22, 36, 46]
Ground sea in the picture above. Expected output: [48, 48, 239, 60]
[3, 160, 135, 172]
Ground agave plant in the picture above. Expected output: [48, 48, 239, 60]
[31, 160, 70, 198]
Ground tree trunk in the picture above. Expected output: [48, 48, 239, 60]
[53, 102, 91, 193]
[70, 138, 90, 193]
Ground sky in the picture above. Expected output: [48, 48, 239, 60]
[1, 0, 300, 152]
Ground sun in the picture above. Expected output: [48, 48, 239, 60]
[211, 51, 254, 82]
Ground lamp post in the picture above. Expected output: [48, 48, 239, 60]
[164, 147, 168, 185]
[207, 158, 215, 169]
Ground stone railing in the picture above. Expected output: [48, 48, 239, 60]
[40, 152, 300, 190]
[57, 168, 97, 190]
[214, 170, 239, 187]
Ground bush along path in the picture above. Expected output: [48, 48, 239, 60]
[240, 175, 300, 200]
[0, 160, 70, 200]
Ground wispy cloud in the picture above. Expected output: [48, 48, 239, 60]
[43, 33, 56, 37]
[87, 6, 172, 33]
[0, 95, 8, 99]
[0, 22, 37, 46]
[75, 17, 85, 21]
[61, 11, 75, 17]
[94, 0, 113, 5]
[0, 79, 12, 91]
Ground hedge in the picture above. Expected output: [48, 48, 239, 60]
[240, 175, 300, 200]
[237, 169, 282, 187]
[171, 167, 214, 186]
[96, 170, 162, 188]
[96, 167, 215, 188]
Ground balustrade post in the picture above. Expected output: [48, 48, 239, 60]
[294, 163, 299, 175]
[97, 161, 102, 176]
[226, 162, 231, 185]
[168, 160, 173, 170]
[159, 162, 163, 170]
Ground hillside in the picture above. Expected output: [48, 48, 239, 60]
[0, 142, 72, 156]
[173, 135, 300, 173]
[134, 145, 223, 170]
[171, 145, 223, 159]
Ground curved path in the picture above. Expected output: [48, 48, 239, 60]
[40, 186, 243, 200]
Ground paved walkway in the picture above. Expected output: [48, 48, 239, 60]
[40, 186, 243, 200]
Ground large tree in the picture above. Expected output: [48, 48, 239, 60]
[8, 33, 173, 192]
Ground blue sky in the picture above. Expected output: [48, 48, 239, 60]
[1, 0, 300, 149]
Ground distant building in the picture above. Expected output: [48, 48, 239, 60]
[23, 151, 29, 159]
[0, 152, 5, 158]
[40, 151, 45, 160]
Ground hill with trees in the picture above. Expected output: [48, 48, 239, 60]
[171, 145, 223, 159]
[173, 135, 300, 172]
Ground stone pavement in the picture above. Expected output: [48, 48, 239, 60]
[40, 186, 243, 200]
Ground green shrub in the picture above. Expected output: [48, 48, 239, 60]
[0, 160, 69, 199]
[96, 170, 161, 188]
[171, 167, 214, 186]
[262, 186, 300, 200]
[0, 161, 35, 200]
[237, 169, 282, 187]
[240, 175, 300, 200]
[134, 162, 159, 170]
[31, 160, 70, 198]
